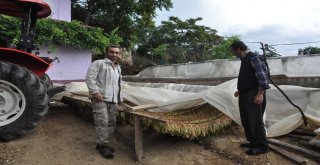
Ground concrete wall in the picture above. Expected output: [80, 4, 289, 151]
[39, 46, 91, 82]
[135, 55, 320, 78]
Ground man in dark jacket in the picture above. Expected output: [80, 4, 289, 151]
[230, 41, 270, 155]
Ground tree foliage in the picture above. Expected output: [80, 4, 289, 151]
[0, 15, 122, 55]
[211, 36, 240, 59]
[71, 0, 172, 48]
[299, 46, 320, 55]
[137, 16, 224, 63]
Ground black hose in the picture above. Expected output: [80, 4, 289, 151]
[260, 42, 307, 126]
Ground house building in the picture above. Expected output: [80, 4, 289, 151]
[40, 0, 92, 83]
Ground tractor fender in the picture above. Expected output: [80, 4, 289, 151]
[0, 0, 51, 18]
[0, 47, 51, 76]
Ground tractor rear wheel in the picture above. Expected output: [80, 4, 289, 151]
[0, 62, 49, 140]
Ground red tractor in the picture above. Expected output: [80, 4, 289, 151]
[0, 0, 60, 140]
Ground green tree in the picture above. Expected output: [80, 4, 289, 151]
[211, 36, 240, 59]
[300, 46, 320, 55]
[138, 16, 223, 63]
[152, 44, 167, 59]
[0, 15, 119, 55]
[71, 0, 172, 48]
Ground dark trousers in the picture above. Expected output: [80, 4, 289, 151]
[239, 90, 268, 148]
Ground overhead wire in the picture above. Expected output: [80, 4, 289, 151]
[245, 40, 320, 47]
[269, 40, 320, 46]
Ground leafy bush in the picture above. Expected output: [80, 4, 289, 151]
[0, 15, 122, 55]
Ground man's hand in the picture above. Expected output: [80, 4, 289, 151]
[234, 91, 239, 97]
[253, 90, 264, 104]
[94, 92, 103, 102]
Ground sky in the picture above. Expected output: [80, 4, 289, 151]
[155, 0, 320, 55]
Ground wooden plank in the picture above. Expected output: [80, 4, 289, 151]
[269, 144, 307, 165]
[135, 116, 143, 161]
[268, 138, 320, 162]
[292, 128, 317, 137]
[309, 135, 320, 148]
[117, 108, 165, 123]
[286, 133, 314, 141]
[130, 111, 166, 123]
[62, 95, 91, 103]
[299, 141, 320, 150]
[70, 92, 89, 97]
[131, 104, 158, 111]
[119, 103, 134, 112]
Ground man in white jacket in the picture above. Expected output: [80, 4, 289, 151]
[85, 45, 122, 159]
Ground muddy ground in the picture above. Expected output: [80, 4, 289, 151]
[0, 102, 318, 165]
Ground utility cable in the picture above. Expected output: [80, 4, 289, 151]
[269, 40, 320, 46]
[245, 40, 320, 46]
[260, 42, 308, 126]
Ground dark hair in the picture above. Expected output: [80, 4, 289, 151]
[106, 45, 119, 52]
[230, 40, 247, 51]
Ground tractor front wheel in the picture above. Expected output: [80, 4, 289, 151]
[0, 62, 49, 140]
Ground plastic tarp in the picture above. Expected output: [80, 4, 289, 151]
[65, 79, 320, 137]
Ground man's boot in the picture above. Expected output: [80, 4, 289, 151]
[96, 144, 115, 153]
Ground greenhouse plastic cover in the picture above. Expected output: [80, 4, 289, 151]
[65, 79, 320, 137]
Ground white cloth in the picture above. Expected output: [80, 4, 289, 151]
[122, 80, 320, 137]
[66, 79, 320, 137]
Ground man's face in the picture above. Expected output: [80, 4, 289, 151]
[106, 47, 120, 61]
[231, 48, 241, 57]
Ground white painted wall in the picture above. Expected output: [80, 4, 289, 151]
[39, 46, 92, 81]
[48, 0, 71, 22]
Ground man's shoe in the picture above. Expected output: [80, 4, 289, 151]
[98, 147, 114, 159]
[240, 143, 252, 148]
[107, 145, 115, 153]
[246, 147, 270, 155]
[96, 144, 115, 153]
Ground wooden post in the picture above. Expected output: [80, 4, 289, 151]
[135, 116, 143, 161]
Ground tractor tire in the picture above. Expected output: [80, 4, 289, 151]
[0, 62, 49, 140]
[40, 73, 53, 90]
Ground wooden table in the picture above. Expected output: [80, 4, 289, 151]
[62, 94, 160, 161]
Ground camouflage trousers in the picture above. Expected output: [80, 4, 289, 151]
[92, 101, 117, 145]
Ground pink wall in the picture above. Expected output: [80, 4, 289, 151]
[49, 0, 71, 22]
[39, 46, 92, 82]
[41, 1, 92, 82]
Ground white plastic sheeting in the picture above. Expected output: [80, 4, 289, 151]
[65, 80, 320, 137]
[135, 55, 320, 78]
